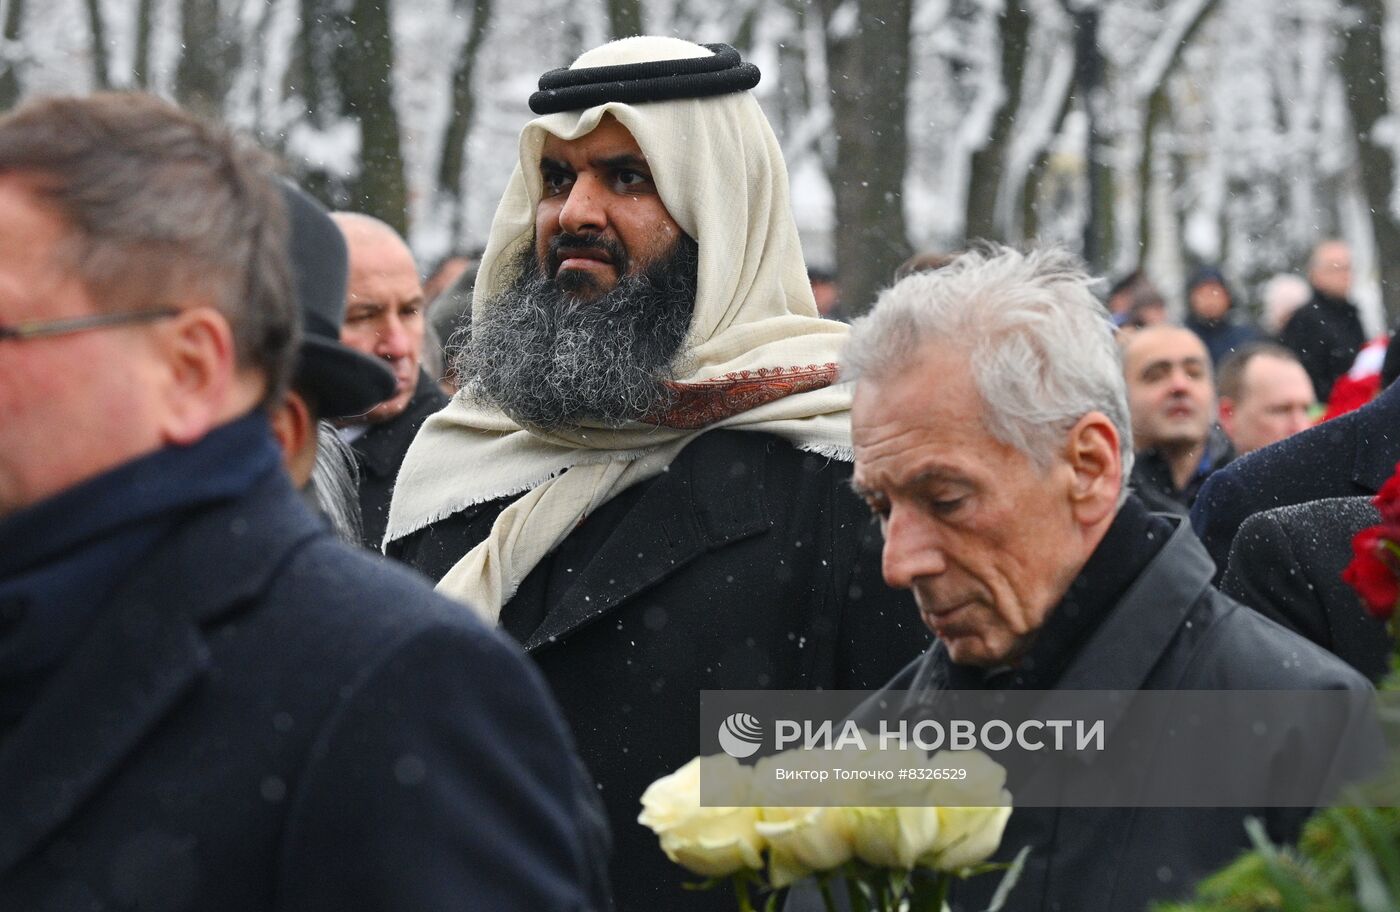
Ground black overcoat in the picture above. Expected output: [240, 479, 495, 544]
[1223, 496, 1391, 681]
[350, 370, 449, 550]
[391, 429, 930, 911]
[0, 470, 605, 911]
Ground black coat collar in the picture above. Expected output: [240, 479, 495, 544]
[0, 472, 323, 876]
[352, 371, 449, 480]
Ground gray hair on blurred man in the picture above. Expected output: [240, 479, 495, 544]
[830, 244, 1370, 912]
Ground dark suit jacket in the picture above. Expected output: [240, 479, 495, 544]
[0, 470, 604, 911]
[1223, 496, 1391, 681]
[789, 517, 1375, 912]
[392, 430, 929, 912]
[1192, 378, 1400, 581]
[351, 370, 449, 550]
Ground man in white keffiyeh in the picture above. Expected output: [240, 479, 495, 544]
[386, 36, 926, 910]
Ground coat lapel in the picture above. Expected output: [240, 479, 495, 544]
[522, 438, 771, 652]
[1059, 516, 1212, 691]
[0, 472, 323, 875]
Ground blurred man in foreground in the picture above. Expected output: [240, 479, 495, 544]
[0, 93, 605, 910]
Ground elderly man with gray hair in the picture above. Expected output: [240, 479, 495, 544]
[836, 245, 1370, 912]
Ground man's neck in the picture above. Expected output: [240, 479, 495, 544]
[1154, 439, 1205, 492]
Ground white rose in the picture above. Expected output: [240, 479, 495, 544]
[843, 806, 942, 869]
[750, 748, 857, 886]
[917, 750, 1013, 872]
[754, 806, 853, 887]
[638, 755, 765, 878]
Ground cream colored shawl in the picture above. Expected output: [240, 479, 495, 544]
[386, 36, 856, 622]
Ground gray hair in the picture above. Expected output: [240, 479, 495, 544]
[844, 245, 1135, 485]
[304, 422, 363, 545]
[0, 92, 296, 405]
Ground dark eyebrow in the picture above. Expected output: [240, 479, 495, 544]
[540, 156, 572, 172]
[595, 153, 650, 172]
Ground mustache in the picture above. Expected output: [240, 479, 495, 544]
[546, 232, 629, 273]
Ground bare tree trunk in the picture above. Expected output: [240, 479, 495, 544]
[606, 0, 642, 39]
[292, 0, 341, 206]
[176, 0, 237, 117]
[1071, 6, 1112, 271]
[1017, 63, 1075, 243]
[964, 2, 1031, 243]
[1338, 0, 1400, 327]
[133, 0, 156, 88]
[84, 0, 110, 89]
[1133, 0, 1221, 269]
[820, 0, 914, 317]
[334, 0, 408, 235]
[437, 0, 494, 244]
[0, 0, 26, 110]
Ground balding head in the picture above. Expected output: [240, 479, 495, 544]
[331, 211, 426, 423]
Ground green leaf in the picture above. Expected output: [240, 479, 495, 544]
[1335, 812, 1394, 912]
[1243, 817, 1316, 910]
[1353, 805, 1400, 893]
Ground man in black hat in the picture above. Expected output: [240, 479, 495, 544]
[0, 93, 608, 910]
[268, 184, 396, 542]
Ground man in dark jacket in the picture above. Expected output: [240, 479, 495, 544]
[1280, 239, 1367, 402]
[0, 93, 606, 910]
[330, 212, 449, 550]
[835, 246, 1372, 912]
[386, 37, 927, 910]
[1122, 324, 1234, 515]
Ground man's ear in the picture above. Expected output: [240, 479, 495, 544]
[155, 306, 242, 446]
[269, 391, 318, 487]
[1065, 411, 1121, 527]
[1218, 397, 1237, 438]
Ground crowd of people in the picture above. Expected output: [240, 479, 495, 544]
[0, 34, 1395, 912]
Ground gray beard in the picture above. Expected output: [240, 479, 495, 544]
[454, 237, 698, 430]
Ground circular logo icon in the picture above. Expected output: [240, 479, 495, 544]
[717, 712, 764, 759]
